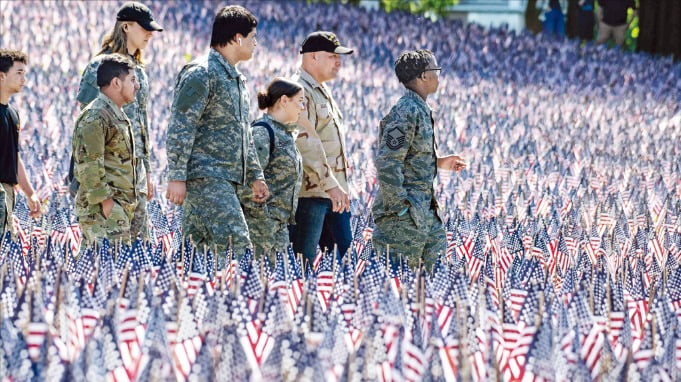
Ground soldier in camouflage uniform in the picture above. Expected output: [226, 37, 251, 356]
[290, 31, 354, 264]
[75, 1, 163, 240]
[239, 78, 305, 258]
[373, 50, 466, 268]
[72, 54, 140, 244]
[166, 6, 268, 259]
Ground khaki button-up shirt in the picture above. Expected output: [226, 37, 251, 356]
[293, 69, 349, 198]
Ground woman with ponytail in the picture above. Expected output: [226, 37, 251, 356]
[239, 78, 305, 259]
[74, 2, 162, 242]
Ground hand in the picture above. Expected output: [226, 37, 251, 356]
[251, 180, 269, 203]
[146, 173, 154, 201]
[437, 155, 467, 172]
[26, 194, 42, 218]
[327, 186, 350, 213]
[166, 180, 187, 205]
[101, 198, 114, 219]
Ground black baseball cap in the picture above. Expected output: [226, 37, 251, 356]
[300, 31, 353, 55]
[117, 2, 163, 32]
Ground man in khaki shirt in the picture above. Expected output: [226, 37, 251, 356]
[290, 31, 353, 264]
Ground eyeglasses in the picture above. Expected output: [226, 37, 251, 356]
[423, 67, 442, 74]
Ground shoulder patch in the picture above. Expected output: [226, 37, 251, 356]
[385, 126, 406, 150]
[176, 70, 209, 113]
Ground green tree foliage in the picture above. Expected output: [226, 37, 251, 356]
[380, 0, 460, 18]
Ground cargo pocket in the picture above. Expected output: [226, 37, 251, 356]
[108, 201, 131, 230]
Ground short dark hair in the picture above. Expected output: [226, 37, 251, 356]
[394, 49, 434, 85]
[0, 49, 28, 73]
[210, 5, 257, 48]
[257, 78, 303, 110]
[96, 53, 136, 88]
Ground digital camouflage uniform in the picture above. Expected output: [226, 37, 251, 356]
[72, 93, 138, 244]
[1, 182, 15, 239]
[166, 49, 264, 258]
[372, 89, 446, 268]
[78, 52, 151, 240]
[238, 114, 302, 258]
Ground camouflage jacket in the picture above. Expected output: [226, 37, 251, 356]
[166, 49, 264, 185]
[373, 89, 440, 227]
[72, 93, 137, 218]
[293, 69, 348, 198]
[77, 52, 151, 173]
[240, 114, 302, 224]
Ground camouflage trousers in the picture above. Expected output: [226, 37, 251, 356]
[130, 161, 148, 241]
[244, 212, 290, 261]
[372, 207, 446, 269]
[78, 199, 136, 245]
[0, 183, 15, 239]
[183, 177, 252, 260]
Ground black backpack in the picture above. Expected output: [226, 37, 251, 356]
[252, 120, 276, 163]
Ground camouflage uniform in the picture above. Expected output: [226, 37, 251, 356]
[293, 69, 349, 197]
[72, 93, 138, 244]
[372, 89, 446, 268]
[291, 69, 353, 261]
[166, 49, 264, 257]
[0, 183, 15, 239]
[238, 114, 302, 258]
[77, 52, 150, 240]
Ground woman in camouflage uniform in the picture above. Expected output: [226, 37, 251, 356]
[240, 78, 305, 259]
[75, 2, 162, 241]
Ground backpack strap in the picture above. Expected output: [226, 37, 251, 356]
[251, 121, 275, 162]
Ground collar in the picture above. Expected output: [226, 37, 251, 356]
[404, 88, 432, 114]
[298, 68, 331, 94]
[211, 48, 242, 80]
[263, 113, 297, 133]
[97, 93, 129, 122]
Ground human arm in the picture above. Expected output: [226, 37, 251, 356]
[294, 94, 348, 212]
[16, 157, 40, 218]
[165, 67, 209, 205]
[72, 114, 114, 213]
[375, 106, 417, 215]
[437, 155, 467, 172]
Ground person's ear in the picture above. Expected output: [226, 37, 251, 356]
[0, 72, 5, 81]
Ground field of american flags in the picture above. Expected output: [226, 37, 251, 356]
[2, 0, 681, 380]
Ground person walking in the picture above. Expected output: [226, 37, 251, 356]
[0, 49, 41, 238]
[373, 49, 466, 268]
[240, 78, 305, 259]
[290, 31, 354, 264]
[75, 1, 163, 241]
[72, 54, 139, 244]
[165, 5, 268, 260]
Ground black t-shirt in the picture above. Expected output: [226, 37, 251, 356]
[600, 0, 635, 26]
[0, 103, 19, 185]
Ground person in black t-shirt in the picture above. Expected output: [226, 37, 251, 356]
[0, 49, 41, 238]
[596, 0, 636, 46]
